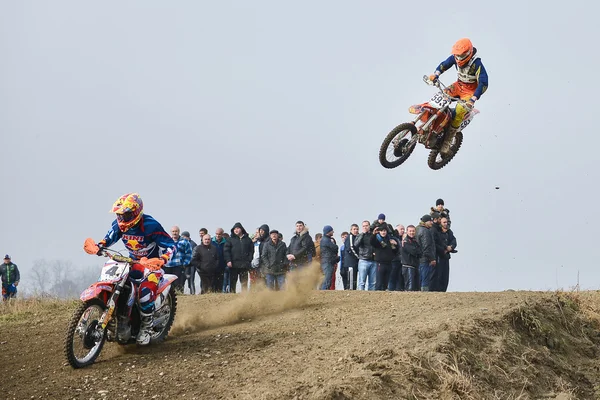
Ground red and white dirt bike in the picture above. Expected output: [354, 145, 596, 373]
[379, 75, 480, 170]
[64, 242, 178, 368]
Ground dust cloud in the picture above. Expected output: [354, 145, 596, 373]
[171, 262, 323, 335]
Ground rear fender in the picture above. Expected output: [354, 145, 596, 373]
[157, 274, 177, 296]
[80, 282, 114, 303]
[459, 109, 480, 131]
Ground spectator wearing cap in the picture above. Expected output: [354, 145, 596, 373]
[260, 229, 288, 290]
[181, 231, 197, 250]
[401, 226, 421, 291]
[431, 199, 451, 227]
[416, 215, 436, 291]
[181, 231, 198, 295]
[190, 234, 219, 294]
[1, 255, 20, 300]
[354, 220, 377, 290]
[319, 225, 339, 290]
[371, 213, 394, 236]
[370, 225, 399, 290]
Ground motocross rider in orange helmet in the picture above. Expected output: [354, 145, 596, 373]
[429, 38, 489, 156]
[86, 193, 176, 345]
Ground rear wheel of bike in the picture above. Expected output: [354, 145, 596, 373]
[379, 122, 417, 169]
[427, 131, 463, 170]
[64, 298, 107, 369]
[151, 289, 177, 343]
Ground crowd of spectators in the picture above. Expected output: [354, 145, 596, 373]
[166, 198, 458, 294]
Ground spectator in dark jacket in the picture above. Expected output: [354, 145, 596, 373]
[224, 222, 254, 293]
[401, 225, 421, 291]
[211, 228, 227, 292]
[287, 221, 314, 270]
[342, 224, 360, 290]
[1, 255, 20, 300]
[338, 231, 349, 289]
[370, 226, 399, 291]
[416, 215, 436, 291]
[431, 198, 451, 228]
[371, 213, 394, 235]
[354, 220, 377, 290]
[388, 224, 405, 291]
[430, 212, 444, 291]
[434, 217, 457, 292]
[260, 230, 288, 290]
[319, 225, 339, 290]
[191, 234, 219, 294]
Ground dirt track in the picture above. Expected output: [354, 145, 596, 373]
[2, 266, 600, 400]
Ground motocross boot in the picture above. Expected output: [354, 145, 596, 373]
[440, 126, 458, 157]
[136, 311, 154, 346]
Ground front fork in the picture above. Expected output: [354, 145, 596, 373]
[99, 278, 127, 330]
[394, 111, 427, 148]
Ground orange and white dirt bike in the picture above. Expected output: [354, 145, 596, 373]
[379, 75, 480, 170]
[64, 241, 178, 368]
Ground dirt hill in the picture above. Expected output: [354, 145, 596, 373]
[2, 265, 600, 400]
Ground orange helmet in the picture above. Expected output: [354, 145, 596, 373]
[110, 193, 144, 232]
[452, 38, 474, 67]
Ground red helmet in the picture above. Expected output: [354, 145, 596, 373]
[110, 193, 143, 232]
[452, 38, 474, 67]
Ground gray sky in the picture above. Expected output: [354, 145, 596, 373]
[1, 1, 597, 292]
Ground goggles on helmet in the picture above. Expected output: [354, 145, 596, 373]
[455, 51, 470, 61]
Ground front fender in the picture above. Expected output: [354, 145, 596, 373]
[408, 104, 425, 114]
[80, 282, 114, 302]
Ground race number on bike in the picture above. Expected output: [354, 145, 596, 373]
[428, 92, 450, 109]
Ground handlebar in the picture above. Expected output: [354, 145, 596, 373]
[422, 75, 468, 105]
[98, 247, 134, 264]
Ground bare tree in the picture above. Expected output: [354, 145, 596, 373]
[29, 259, 102, 298]
[31, 259, 51, 295]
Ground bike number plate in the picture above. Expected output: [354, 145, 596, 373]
[459, 109, 479, 131]
[98, 262, 127, 282]
[428, 92, 450, 109]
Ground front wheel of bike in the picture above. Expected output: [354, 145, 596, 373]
[64, 298, 107, 369]
[427, 131, 463, 170]
[379, 122, 418, 169]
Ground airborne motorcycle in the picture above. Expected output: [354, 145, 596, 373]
[64, 241, 177, 368]
[379, 75, 480, 170]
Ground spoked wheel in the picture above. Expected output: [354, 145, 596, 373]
[427, 131, 463, 170]
[150, 290, 177, 343]
[64, 298, 107, 368]
[379, 123, 418, 169]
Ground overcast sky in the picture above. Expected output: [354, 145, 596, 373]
[1, 1, 597, 293]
